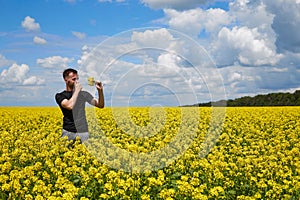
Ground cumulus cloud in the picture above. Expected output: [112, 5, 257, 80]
[159, 0, 296, 69]
[33, 36, 47, 45]
[78, 28, 225, 106]
[0, 54, 14, 68]
[164, 9, 203, 36]
[164, 7, 232, 36]
[141, 0, 212, 10]
[23, 76, 45, 85]
[72, 31, 86, 39]
[74, 0, 300, 105]
[229, 0, 274, 29]
[212, 26, 282, 66]
[21, 16, 40, 32]
[256, 66, 300, 90]
[227, 0, 300, 58]
[0, 63, 28, 83]
[263, 0, 300, 53]
[157, 53, 181, 69]
[219, 65, 262, 97]
[217, 62, 300, 100]
[279, 52, 300, 69]
[131, 28, 175, 50]
[0, 63, 44, 85]
[36, 56, 74, 69]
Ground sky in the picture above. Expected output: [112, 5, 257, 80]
[0, 0, 300, 107]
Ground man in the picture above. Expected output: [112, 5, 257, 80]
[55, 68, 104, 143]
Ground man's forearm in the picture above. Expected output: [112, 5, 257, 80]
[97, 90, 104, 108]
[62, 90, 80, 110]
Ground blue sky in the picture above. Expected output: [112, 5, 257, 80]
[0, 0, 300, 106]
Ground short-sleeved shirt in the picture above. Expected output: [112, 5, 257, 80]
[55, 90, 93, 133]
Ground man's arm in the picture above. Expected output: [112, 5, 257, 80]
[91, 81, 104, 108]
[61, 82, 82, 110]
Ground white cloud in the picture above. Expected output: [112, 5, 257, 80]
[219, 65, 261, 96]
[77, 28, 226, 106]
[141, 0, 212, 10]
[21, 16, 40, 32]
[33, 36, 47, 45]
[266, 67, 288, 73]
[218, 63, 300, 99]
[0, 63, 44, 86]
[228, 72, 242, 82]
[212, 26, 282, 66]
[164, 9, 204, 36]
[57, 1, 300, 105]
[136, 56, 180, 79]
[36, 56, 74, 69]
[0, 63, 29, 83]
[205, 8, 233, 33]
[153, 0, 286, 68]
[77, 44, 118, 81]
[256, 67, 300, 90]
[263, 0, 300, 53]
[229, 0, 300, 53]
[0, 54, 14, 68]
[131, 28, 175, 50]
[229, 0, 274, 29]
[279, 52, 300, 69]
[72, 31, 86, 39]
[2, 0, 300, 106]
[23, 76, 45, 85]
[164, 8, 232, 37]
[157, 53, 181, 69]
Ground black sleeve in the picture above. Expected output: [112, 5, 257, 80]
[55, 93, 66, 106]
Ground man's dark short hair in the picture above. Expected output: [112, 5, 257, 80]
[63, 68, 78, 79]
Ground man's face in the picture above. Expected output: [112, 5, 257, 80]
[65, 72, 78, 88]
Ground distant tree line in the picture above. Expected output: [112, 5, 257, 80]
[186, 90, 300, 107]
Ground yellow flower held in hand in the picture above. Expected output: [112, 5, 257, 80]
[87, 77, 95, 86]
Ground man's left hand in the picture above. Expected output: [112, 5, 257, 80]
[95, 81, 103, 91]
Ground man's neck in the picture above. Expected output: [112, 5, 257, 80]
[66, 86, 73, 92]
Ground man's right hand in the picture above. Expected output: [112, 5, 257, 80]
[74, 81, 82, 92]
[62, 81, 82, 110]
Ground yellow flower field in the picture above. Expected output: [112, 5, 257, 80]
[0, 106, 299, 199]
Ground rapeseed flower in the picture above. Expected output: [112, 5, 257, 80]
[0, 107, 299, 199]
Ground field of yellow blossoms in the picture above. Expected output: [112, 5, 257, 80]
[0, 106, 299, 199]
